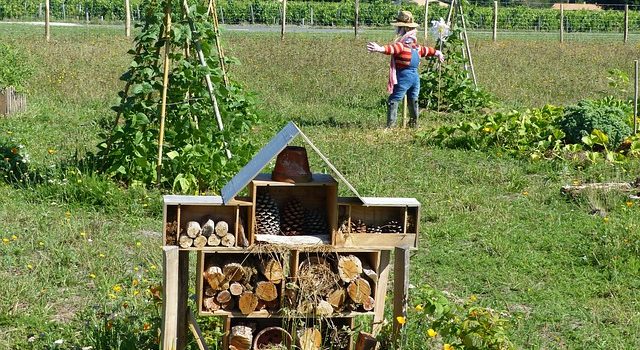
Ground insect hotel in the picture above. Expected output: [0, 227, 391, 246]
[161, 122, 420, 350]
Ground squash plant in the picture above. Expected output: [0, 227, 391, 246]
[96, 0, 261, 193]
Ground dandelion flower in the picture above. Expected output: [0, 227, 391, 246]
[428, 328, 437, 338]
[133, 290, 140, 296]
[136, 241, 141, 247]
[113, 284, 122, 293]
[11, 235, 17, 240]
[443, 344, 454, 350]
[132, 279, 139, 287]
[89, 273, 96, 279]
[522, 191, 529, 196]
[470, 294, 478, 302]
[626, 201, 633, 208]
[80, 232, 86, 237]
[150, 265, 157, 270]
[603, 217, 610, 223]
[2, 238, 9, 244]
[27, 264, 33, 269]
[47, 149, 56, 155]
[99, 253, 106, 258]
[134, 267, 140, 272]
[65, 211, 71, 218]
[415, 304, 424, 311]
[108, 293, 117, 299]
[39, 241, 44, 246]
[396, 316, 406, 325]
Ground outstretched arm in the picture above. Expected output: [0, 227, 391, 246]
[367, 42, 404, 55]
[367, 42, 384, 53]
[420, 46, 445, 62]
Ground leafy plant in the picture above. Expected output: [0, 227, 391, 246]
[381, 284, 513, 350]
[95, 0, 261, 193]
[419, 27, 494, 113]
[559, 99, 632, 149]
[0, 43, 33, 93]
[0, 135, 30, 183]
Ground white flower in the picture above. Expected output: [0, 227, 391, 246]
[53, 339, 64, 345]
[431, 17, 451, 41]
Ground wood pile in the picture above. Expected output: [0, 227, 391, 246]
[202, 255, 284, 314]
[290, 254, 377, 315]
[179, 219, 238, 248]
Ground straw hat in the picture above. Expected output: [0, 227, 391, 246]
[391, 11, 419, 28]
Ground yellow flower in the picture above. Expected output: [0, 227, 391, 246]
[80, 232, 86, 237]
[99, 253, 106, 258]
[522, 191, 529, 196]
[443, 344, 454, 350]
[2, 238, 9, 244]
[136, 241, 141, 247]
[38, 241, 44, 246]
[11, 235, 17, 240]
[626, 201, 634, 208]
[27, 264, 33, 269]
[89, 273, 96, 279]
[470, 294, 478, 302]
[415, 304, 424, 311]
[149, 265, 157, 270]
[603, 217, 610, 223]
[133, 267, 139, 272]
[482, 127, 493, 133]
[143, 322, 151, 331]
[396, 316, 406, 325]
[427, 328, 437, 338]
[132, 279, 139, 287]
[47, 149, 56, 155]
[113, 284, 122, 293]
[133, 290, 140, 296]
[65, 211, 71, 218]
[108, 293, 117, 299]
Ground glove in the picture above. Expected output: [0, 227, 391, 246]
[367, 42, 384, 53]
[434, 50, 445, 63]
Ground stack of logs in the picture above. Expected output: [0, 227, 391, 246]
[179, 219, 237, 248]
[203, 256, 284, 314]
[288, 254, 377, 315]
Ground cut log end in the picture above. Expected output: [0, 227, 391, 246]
[338, 255, 363, 283]
[221, 233, 236, 247]
[178, 235, 193, 248]
[193, 235, 207, 248]
[347, 278, 371, 305]
[255, 281, 278, 302]
[186, 221, 201, 238]
[238, 291, 259, 315]
[215, 220, 229, 237]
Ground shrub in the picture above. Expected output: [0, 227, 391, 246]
[559, 100, 632, 149]
[0, 136, 30, 183]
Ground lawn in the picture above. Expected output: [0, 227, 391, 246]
[1, 23, 639, 349]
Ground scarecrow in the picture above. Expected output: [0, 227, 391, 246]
[367, 11, 444, 128]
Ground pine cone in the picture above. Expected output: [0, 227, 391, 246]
[304, 209, 328, 236]
[280, 198, 305, 236]
[256, 193, 280, 235]
[350, 219, 367, 233]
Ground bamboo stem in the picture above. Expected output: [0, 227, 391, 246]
[156, 0, 172, 185]
[207, 0, 230, 88]
[560, 4, 564, 43]
[125, 0, 131, 37]
[423, 0, 429, 44]
[281, 0, 287, 41]
[493, 1, 498, 42]
[457, 0, 477, 87]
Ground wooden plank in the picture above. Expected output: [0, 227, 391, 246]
[392, 246, 410, 345]
[340, 234, 417, 250]
[196, 252, 204, 314]
[187, 308, 209, 350]
[177, 251, 189, 350]
[372, 250, 391, 336]
[161, 246, 179, 350]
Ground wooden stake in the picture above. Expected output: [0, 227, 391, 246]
[156, 0, 172, 184]
[327, 288, 346, 309]
[201, 219, 215, 237]
[125, 0, 131, 37]
[354, 0, 359, 38]
[216, 290, 232, 304]
[493, 1, 498, 42]
[560, 4, 564, 43]
[402, 97, 408, 128]
[193, 235, 207, 248]
[229, 282, 244, 296]
[45, 0, 50, 42]
[423, 0, 429, 43]
[206, 0, 230, 88]
[457, 0, 477, 87]
[187, 308, 210, 350]
[204, 265, 226, 290]
[207, 234, 221, 246]
[624, 5, 629, 44]
[221, 233, 236, 247]
[634, 60, 638, 134]
[179, 234, 193, 248]
[281, 0, 287, 41]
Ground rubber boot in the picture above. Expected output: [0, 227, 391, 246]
[387, 100, 399, 128]
[408, 98, 419, 128]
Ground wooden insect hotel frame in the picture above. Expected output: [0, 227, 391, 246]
[161, 122, 419, 350]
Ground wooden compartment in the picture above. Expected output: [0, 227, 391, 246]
[249, 173, 338, 245]
[335, 197, 420, 249]
[286, 249, 381, 317]
[162, 196, 252, 249]
[223, 317, 293, 350]
[197, 251, 286, 317]
[294, 317, 355, 350]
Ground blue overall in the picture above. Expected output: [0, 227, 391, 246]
[389, 45, 421, 103]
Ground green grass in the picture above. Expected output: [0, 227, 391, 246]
[1, 23, 640, 349]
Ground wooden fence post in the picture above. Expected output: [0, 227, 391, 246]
[354, 0, 359, 38]
[45, 0, 50, 42]
[161, 246, 179, 350]
[624, 4, 629, 44]
[310, 6, 314, 26]
[392, 246, 410, 346]
[493, 1, 498, 42]
[125, 0, 131, 37]
[372, 250, 391, 336]
[560, 4, 564, 43]
[250, 3, 254, 24]
[424, 0, 429, 43]
[281, 0, 286, 40]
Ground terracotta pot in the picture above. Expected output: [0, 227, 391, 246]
[271, 146, 312, 183]
[252, 326, 293, 350]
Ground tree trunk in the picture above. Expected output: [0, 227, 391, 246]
[347, 278, 371, 305]
[223, 263, 245, 282]
[215, 220, 229, 237]
[186, 221, 201, 238]
[338, 255, 363, 283]
[260, 258, 284, 283]
[204, 265, 226, 290]
[238, 291, 259, 315]
[178, 234, 193, 248]
[201, 219, 215, 237]
[255, 281, 278, 302]
[229, 325, 253, 350]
